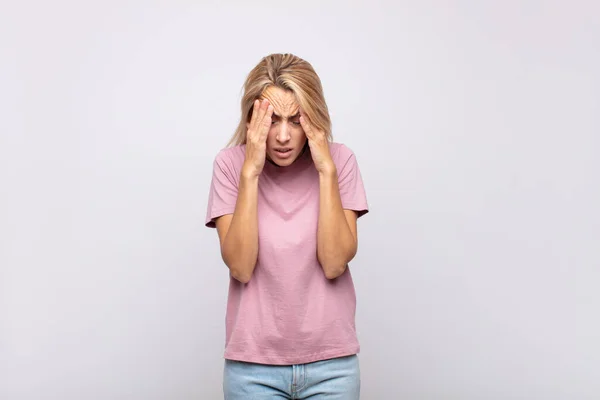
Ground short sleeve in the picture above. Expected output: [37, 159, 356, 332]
[337, 145, 369, 217]
[205, 150, 239, 228]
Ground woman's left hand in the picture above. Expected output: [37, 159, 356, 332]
[299, 109, 335, 175]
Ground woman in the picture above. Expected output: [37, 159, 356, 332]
[205, 53, 369, 399]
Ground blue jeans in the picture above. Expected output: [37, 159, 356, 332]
[223, 354, 360, 399]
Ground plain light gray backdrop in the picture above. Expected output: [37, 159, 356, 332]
[1, 0, 598, 399]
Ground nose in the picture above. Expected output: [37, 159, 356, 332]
[276, 123, 291, 143]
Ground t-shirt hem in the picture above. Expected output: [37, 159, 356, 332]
[223, 346, 360, 366]
[342, 203, 369, 217]
[205, 207, 236, 227]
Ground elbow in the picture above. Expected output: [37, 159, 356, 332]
[220, 238, 258, 284]
[223, 256, 255, 284]
[324, 267, 346, 280]
[321, 260, 349, 280]
[319, 246, 356, 280]
[231, 270, 252, 284]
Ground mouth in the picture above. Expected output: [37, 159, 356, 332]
[272, 147, 294, 160]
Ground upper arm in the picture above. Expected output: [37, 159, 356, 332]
[337, 145, 369, 218]
[214, 214, 233, 249]
[205, 150, 239, 228]
[343, 209, 359, 247]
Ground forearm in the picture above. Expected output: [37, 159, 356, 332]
[221, 172, 259, 283]
[317, 167, 357, 279]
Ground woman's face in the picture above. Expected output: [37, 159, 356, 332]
[257, 86, 307, 167]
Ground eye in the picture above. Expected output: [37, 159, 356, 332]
[292, 120, 301, 126]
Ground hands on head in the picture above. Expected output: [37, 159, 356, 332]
[242, 99, 274, 178]
[242, 98, 334, 178]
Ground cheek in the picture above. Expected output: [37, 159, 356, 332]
[292, 126, 306, 139]
[265, 129, 277, 149]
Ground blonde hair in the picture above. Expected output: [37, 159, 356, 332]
[227, 53, 332, 147]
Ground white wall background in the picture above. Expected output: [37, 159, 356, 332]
[1, 0, 598, 398]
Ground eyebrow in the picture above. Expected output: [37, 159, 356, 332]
[272, 112, 300, 119]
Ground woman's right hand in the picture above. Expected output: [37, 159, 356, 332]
[242, 99, 273, 179]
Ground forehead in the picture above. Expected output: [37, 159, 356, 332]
[261, 86, 299, 117]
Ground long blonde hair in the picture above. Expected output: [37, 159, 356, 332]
[227, 53, 332, 147]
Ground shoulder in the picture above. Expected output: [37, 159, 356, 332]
[213, 144, 246, 167]
[329, 142, 358, 168]
[210, 145, 246, 183]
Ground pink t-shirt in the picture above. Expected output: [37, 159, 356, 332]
[205, 142, 369, 365]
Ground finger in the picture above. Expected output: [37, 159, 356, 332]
[299, 114, 312, 138]
[251, 99, 268, 130]
[248, 100, 260, 131]
[259, 98, 270, 117]
[264, 103, 274, 122]
[298, 107, 309, 126]
[259, 105, 274, 139]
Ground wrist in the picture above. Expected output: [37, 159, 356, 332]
[241, 164, 261, 181]
[318, 162, 337, 178]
